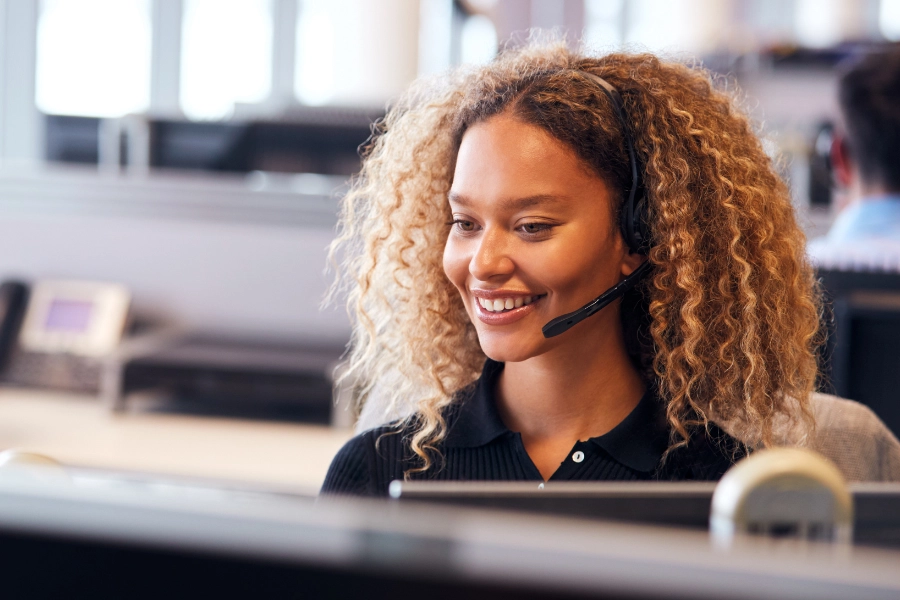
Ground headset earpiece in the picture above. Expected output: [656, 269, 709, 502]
[622, 192, 649, 255]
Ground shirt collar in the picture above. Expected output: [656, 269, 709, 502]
[587, 386, 669, 473]
[443, 359, 669, 473]
[443, 359, 509, 448]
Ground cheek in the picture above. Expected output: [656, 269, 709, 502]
[442, 237, 469, 294]
[539, 235, 620, 295]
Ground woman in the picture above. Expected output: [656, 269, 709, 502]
[321, 41, 821, 496]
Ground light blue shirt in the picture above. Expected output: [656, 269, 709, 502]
[823, 196, 900, 243]
[808, 196, 900, 271]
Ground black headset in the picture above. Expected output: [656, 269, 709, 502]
[541, 71, 652, 338]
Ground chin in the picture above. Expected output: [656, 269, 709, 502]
[476, 331, 543, 364]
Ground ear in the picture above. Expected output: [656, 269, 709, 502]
[831, 135, 854, 189]
[620, 250, 645, 277]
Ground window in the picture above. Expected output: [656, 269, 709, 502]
[35, 0, 151, 117]
[881, 0, 900, 41]
[460, 15, 498, 65]
[623, 0, 695, 53]
[295, 0, 418, 107]
[295, 0, 335, 105]
[583, 0, 624, 50]
[795, 0, 843, 48]
[180, 0, 273, 120]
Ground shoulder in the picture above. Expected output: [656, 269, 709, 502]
[319, 430, 375, 497]
[319, 423, 415, 497]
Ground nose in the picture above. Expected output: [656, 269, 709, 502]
[470, 227, 515, 281]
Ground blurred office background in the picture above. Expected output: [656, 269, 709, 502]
[3, 0, 896, 317]
[0, 0, 898, 491]
[2, 0, 897, 338]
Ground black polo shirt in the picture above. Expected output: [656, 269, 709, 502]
[321, 360, 743, 497]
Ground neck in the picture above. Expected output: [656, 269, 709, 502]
[842, 175, 896, 209]
[859, 181, 893, 200]
[495, 306, 645, 444]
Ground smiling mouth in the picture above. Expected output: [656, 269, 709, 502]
[476, 295, 542, 313]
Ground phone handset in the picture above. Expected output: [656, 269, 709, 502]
[0, 281, 29, 371]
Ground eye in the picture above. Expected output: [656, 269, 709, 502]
[518, 222, 554, 237]
[451, 219, 478, 233]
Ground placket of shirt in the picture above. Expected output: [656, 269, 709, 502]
[508, 432, 544, 480]
[548, 440, 594, 480]
[508, 434, 597, 481]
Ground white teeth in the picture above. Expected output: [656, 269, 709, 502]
[478, 296, 537, 312]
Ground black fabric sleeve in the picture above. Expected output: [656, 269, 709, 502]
[319, 432, 374, 497]
[655, 423, 745, 481]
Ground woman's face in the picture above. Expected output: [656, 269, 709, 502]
[443, 112, 643, 363]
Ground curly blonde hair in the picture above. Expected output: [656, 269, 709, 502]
[330, 40, 822, 473]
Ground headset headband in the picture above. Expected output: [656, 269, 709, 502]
[577, 71, 647, 254]
[541, 72, 651, 338]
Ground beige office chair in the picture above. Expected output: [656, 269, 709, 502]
[721, 393, 900, 483]
[802, 393, 900, 482]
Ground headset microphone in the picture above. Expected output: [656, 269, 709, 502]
[542, 261, 650, 338]
[541, 71, 652, 339]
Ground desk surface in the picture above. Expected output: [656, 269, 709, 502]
[0, 387, 353, 494]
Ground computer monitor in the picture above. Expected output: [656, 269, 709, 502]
[390, 480, 900, 549]
[817, 268, 900, 438]
[0, 473, 899, 598]
[391, 480, 716, 529]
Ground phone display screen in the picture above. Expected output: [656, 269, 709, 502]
[44, 299, 94, 333]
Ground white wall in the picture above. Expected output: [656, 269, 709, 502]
[0, 168, 350, 345]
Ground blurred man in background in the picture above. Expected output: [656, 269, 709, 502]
[808, 45, 900, 268]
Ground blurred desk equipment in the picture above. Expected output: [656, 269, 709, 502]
[44, 106, 384, 177]
[389, 480, 900, 549]
[103, 331, 346, 426]
[817, 268, 900, 438]
[709, 448, 853, 547]
[0, 278, 348, 427]
[808, 121, 835, 209]
[0, 279, 129, 394]
[0, 281, 29, 371]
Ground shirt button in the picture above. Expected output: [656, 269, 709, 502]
[572, 451, 585, 463]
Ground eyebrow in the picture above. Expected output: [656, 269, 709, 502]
[447, 192, 567, 210]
